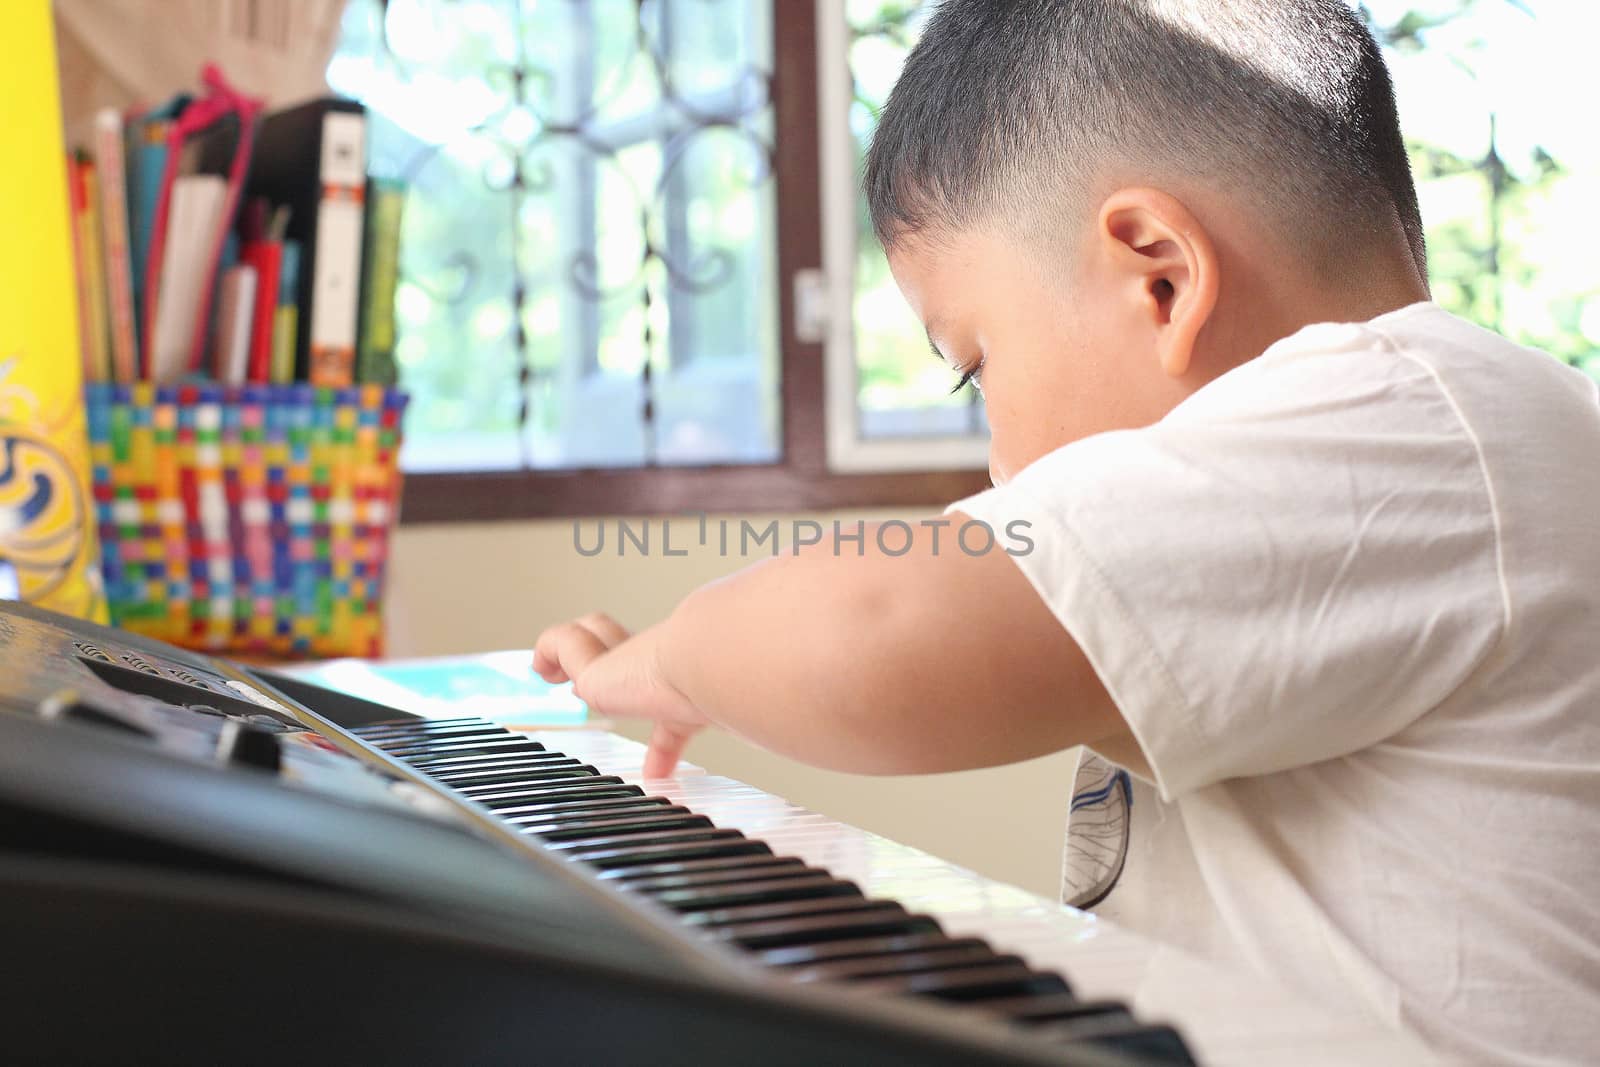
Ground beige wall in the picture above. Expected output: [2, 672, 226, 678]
[387, 512, 1077, 899]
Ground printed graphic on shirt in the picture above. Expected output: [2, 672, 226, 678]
[1062, 749, 1132, 910]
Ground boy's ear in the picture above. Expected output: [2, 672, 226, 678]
[1096, 188, 1219, 378]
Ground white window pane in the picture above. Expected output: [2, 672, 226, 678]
[846, 1, 986, 443]
[329, 0, 781, 473]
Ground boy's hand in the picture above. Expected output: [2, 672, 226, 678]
[533, 613, 707, 777]
[530, 516, 1131, 779]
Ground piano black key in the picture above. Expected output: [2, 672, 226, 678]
[429, 753, 582, 775]
[356, 714, 489, 727]
[360, 723, 502, 739]
[502, 800, 678, 828]
[429, 751, 576, 766]
[510, 803, 688, 827]
[446, 760, 594, 777]
[352, 716, 494, 737]
[429, 748, 577, 766]
[598, 854, 807, 883]
[545, 826, 745, 855]
[364, 724, 508, 746]
[969, 993, 1124, 1024]
[492, 792, 657, 819]
[454, 767, 602, 794]
[455, 767, 601, 788]
[389, 737, 546, 761]
[457, 764, 601, 790]
[432, 742, 582, 758]
[530, 812, 713, 843]
[434, 766, 586, 786]
[570, 836, 773, 871]
[756, 933, 987, 969]
[1037, 1020, 1196, 1065]
[387, 733, 543, 754]
[679, 896, 894, 929]
[481, 788, 646, 812]
[715, 909, 943, 951]
[650, 875, 855, 912]
[622, 861, 828, 894]
[786, 944, 1010, 984]
[473, 778, 634, 807]
[371, 732, 514, 752]
[856, 962, 1069, 1003]
[433, 760, 587, 783]
[360, 726, 508, 742]
[406, 747, 557, 768]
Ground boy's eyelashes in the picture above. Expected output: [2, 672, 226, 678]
[949, 357, 985, 395]
[926, 333, 983, 394]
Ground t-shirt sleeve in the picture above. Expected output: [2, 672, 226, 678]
[952, 333, 1507, 800]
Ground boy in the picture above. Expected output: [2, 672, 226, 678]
[534, 1, 1600, 1062]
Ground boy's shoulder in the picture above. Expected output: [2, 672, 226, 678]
[1157, 301, 1598, 452]
[1219, 301, 1588, 399]
[1362, 301, 1599, 409]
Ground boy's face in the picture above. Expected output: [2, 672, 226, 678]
[888, 227, 1191, 485]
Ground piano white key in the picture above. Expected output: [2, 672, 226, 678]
[529, 729, 1442, 1067]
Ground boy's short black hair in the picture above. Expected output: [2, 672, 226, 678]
[865, 0, 1426, 275]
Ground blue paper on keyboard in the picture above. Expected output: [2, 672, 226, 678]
[280, 651, 587, 726]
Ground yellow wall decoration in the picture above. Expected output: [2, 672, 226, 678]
[0, 1, 106, 620]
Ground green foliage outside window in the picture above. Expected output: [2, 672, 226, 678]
[848, 0, 1600, 424]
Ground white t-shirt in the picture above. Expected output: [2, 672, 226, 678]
[953, 303, 1600, 1065]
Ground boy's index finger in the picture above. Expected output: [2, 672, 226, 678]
[530, 647, 566, 683]
[533, 621, 610, 685]
[642, 721, 697, 780]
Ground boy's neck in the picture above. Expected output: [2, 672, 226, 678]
[1205, 261, 1431, 380]
[1299, 268, 1432, 327]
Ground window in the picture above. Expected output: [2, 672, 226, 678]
[819, 0, 988, 473]
[329, 0, 1597, 519]
[330, 0, 990, 519]
[329, 0, 779, 473]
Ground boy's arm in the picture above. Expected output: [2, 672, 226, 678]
[534, 515, 1134, 777]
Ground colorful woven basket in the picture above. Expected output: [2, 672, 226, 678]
[85, 382, 407, 658]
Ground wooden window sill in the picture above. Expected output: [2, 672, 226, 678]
[398, 465, 992, 523]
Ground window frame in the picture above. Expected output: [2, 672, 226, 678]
[816, 0, 990, 474]
[399, 0, 989, 523]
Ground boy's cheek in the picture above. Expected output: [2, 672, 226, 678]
[984, 384, 1061, 478]
[981, 402, 1027, 483]
[984, 422, 1032, 486]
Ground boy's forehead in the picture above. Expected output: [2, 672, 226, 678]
[885, 235, 968, 327]
[888, 228, 1001, 286]
[888, 227, 1057, 314]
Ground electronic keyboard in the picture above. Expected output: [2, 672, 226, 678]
[0, 600, 1433, 1064]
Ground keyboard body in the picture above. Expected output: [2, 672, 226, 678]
[0, 600, 1435, 1064]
